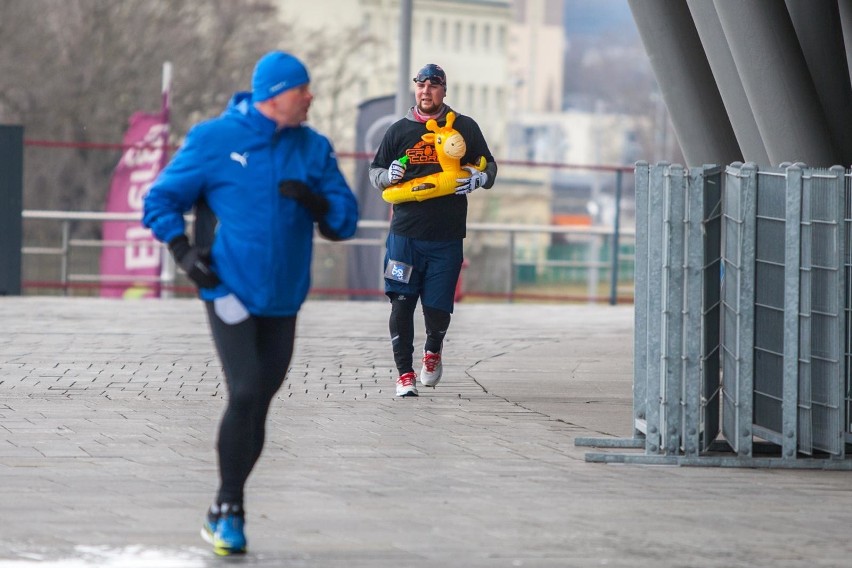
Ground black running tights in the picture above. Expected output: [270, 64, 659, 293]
[205, 302, 296, 506]
[388, 293, 450, 374]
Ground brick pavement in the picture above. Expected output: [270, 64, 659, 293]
[1, 297, 851, 568]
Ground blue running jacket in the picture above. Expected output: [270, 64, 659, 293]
[142, 92, 359, 316]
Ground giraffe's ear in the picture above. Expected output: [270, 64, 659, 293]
[422, 133, 436, 144]
[425, 118, 439, 133]
[445, 111, 455, 129]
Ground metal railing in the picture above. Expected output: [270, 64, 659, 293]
[21, 210, 636, 304]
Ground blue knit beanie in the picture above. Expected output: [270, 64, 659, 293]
[251, 51, 310, 102]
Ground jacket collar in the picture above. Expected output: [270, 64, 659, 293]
[225, 92, 280, 137]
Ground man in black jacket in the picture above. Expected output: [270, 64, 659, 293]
[369, 63, 498, 397]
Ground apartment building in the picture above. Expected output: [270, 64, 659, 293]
[274, 0, 523, 156]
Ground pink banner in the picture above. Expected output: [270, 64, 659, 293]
[99, 111, 169, 298]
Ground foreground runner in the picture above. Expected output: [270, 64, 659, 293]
[142, 51, 358, 555]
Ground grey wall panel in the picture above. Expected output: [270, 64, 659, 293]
[838, 0, 852, 89]
[785, 0, 852, 165]
[0, 126, 23, 296]
[628, 0, 742, 167]
[686, 0, 771, 166]
[714, 0, 839, 166]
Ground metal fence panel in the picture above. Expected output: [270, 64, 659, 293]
[662, 165, 686, 454]
[644, 164, 666, 453]
[633, 162, 650, 440]
[846, 173, 852, 444]
[589, 162, 848, 466]
[746, 165, 845, 458]
[721, 163, 756, 457]
[803, 166, 845, 456]
[683, 165, 723, 454]
[751, 168, 787, 444]
[699, 166, 723, 452]
[781, 165, 802, 459]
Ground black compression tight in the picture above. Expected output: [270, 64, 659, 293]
[388, 294, 451, 374]
[389, 294, 418, 374]
[423, 305, 450, 354]
[205, 302, 296, 506]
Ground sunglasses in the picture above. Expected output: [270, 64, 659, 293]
[413, 74, 445, 87]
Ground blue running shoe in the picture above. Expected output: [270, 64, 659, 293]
[200, 503, 247, 556]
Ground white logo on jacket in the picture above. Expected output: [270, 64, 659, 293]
[230, 152, 248, 167]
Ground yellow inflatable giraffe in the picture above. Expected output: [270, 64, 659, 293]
[381, 111, 487, 204]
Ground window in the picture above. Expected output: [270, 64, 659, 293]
[469, 23, 477, 50]
[483, 25, 491, 50]
[425, 18, 433, 43]
[454, 22, 462, 51]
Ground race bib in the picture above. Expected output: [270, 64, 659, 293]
[384, 259, 413, 283]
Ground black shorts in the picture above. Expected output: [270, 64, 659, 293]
[383, 233, 463, 313]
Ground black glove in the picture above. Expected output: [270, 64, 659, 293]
[168, 235, 221, 289]
[317, 219, 345, 242]
[279, 180, 329, 219]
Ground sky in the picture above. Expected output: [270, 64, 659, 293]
[563, 0, 638, 39]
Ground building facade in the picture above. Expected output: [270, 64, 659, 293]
[275, 0, 514, 156]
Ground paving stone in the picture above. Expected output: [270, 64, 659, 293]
[1, 297, 851, 567]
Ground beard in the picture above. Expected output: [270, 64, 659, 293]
[417, 100, 440, 114]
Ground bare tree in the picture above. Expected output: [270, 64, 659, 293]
[295, 24, 390, 149]
[0, 0, 286, 237]
[1, 0, 394, 267]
